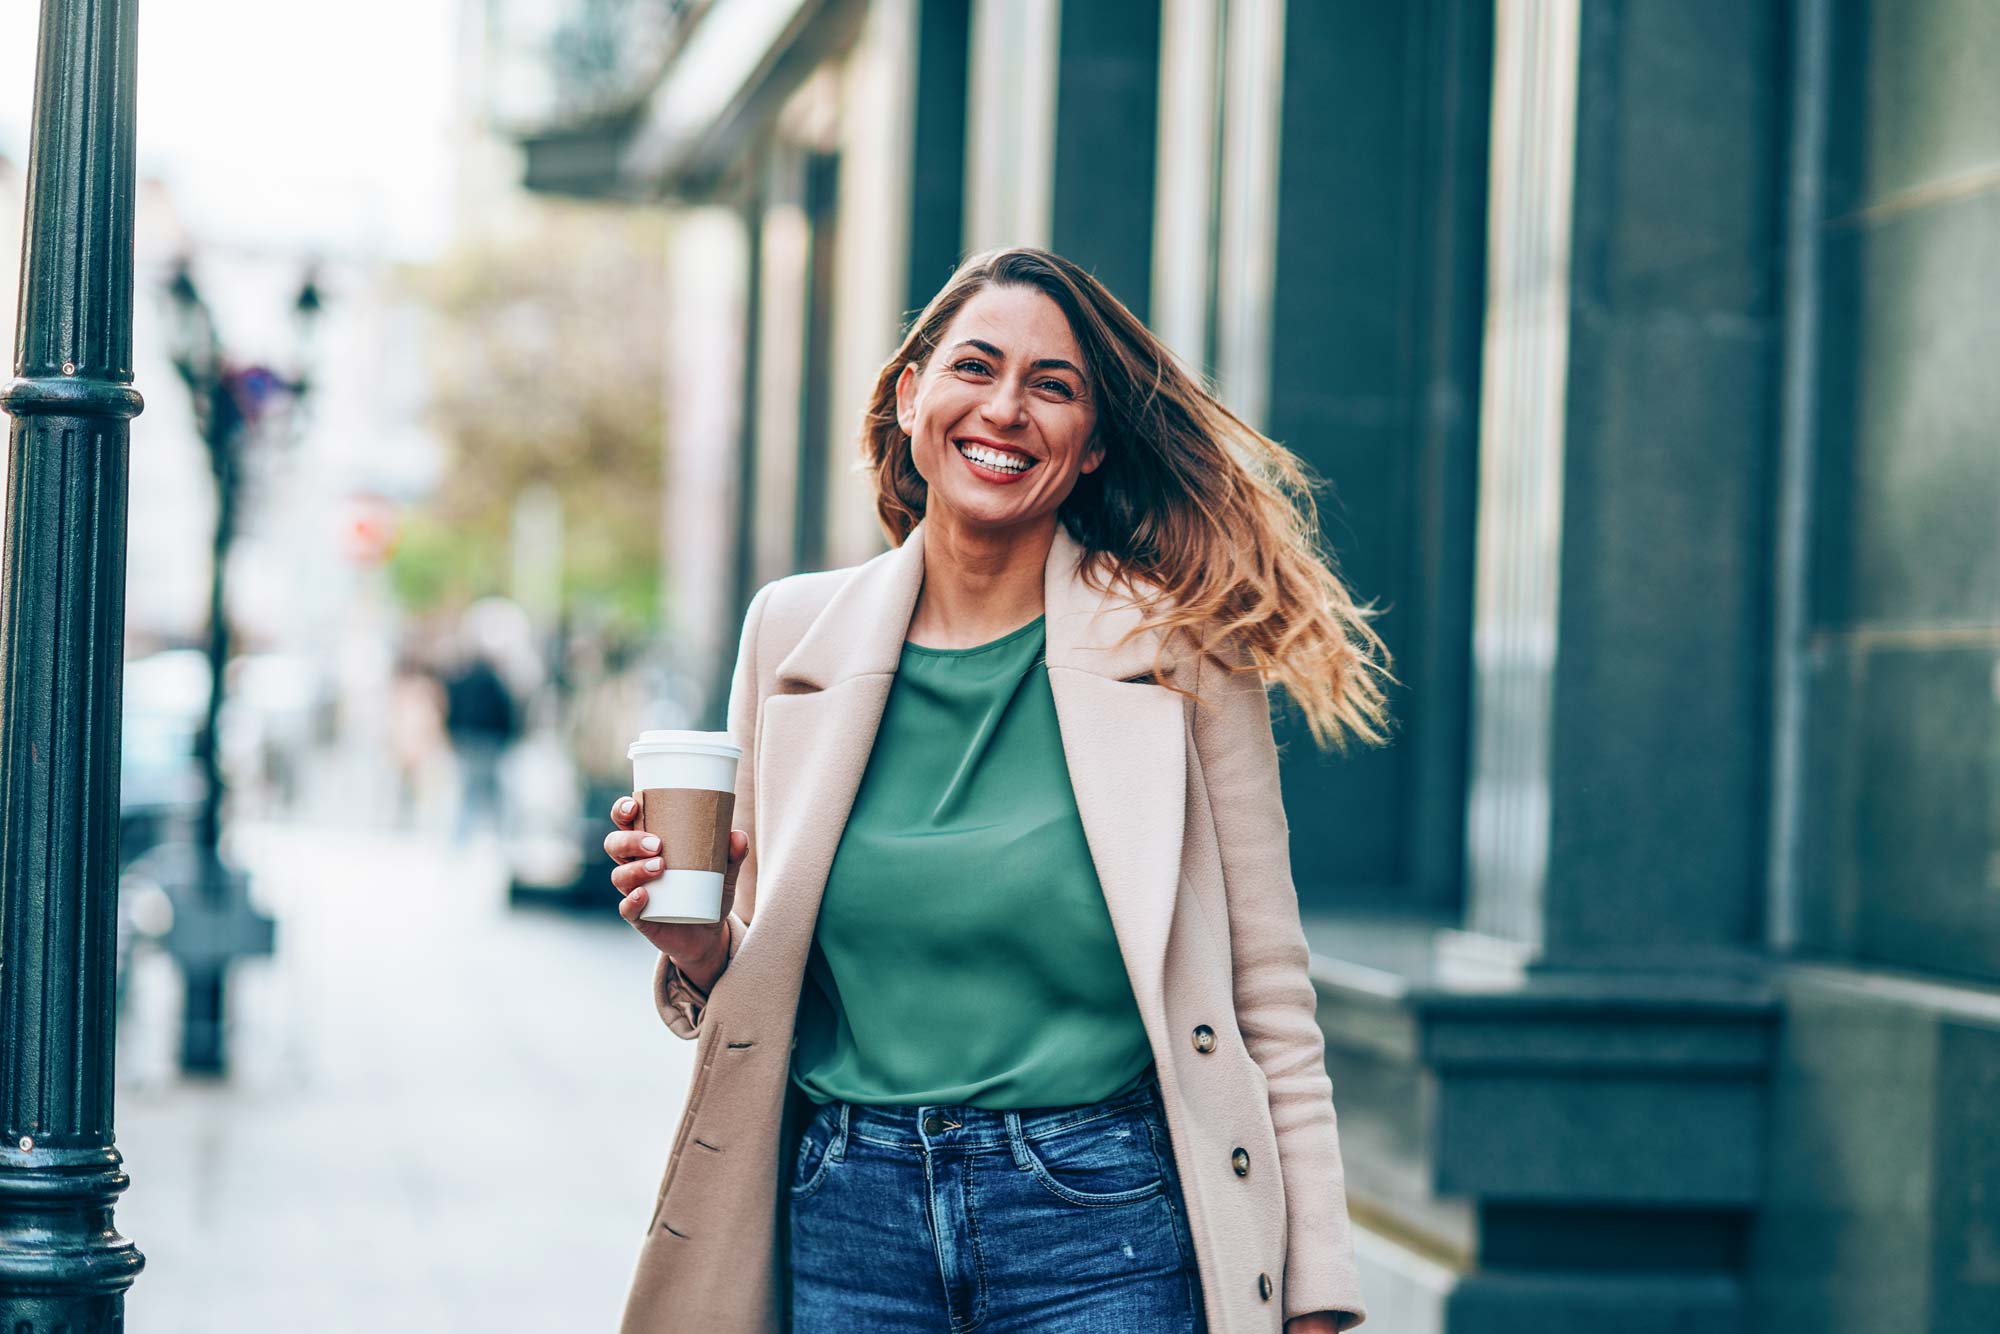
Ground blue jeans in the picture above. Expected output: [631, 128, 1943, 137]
[787, 1067, 1208, 1332]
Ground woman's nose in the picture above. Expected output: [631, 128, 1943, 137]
[979, 379, 1027, 426]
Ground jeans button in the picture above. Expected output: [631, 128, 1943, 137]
[923, 1113, 943, 1135]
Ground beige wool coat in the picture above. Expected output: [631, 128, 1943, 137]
[620, 520, 1367, 1333]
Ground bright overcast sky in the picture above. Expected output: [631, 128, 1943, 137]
[1, 0, 462, 262]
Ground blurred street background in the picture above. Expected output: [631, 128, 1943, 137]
[2, 1, 1997, 1332]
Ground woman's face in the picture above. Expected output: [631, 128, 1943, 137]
[895, 284, 1103, 538]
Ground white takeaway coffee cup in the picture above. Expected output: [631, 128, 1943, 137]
[626, 729, 743, 925]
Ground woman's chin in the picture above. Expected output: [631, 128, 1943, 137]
[927, 504, 1063, 546]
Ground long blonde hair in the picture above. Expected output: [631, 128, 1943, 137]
[861, 247, 1393, 751]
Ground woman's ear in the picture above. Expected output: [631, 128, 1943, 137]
[894, 362, 920, 435]
[1079, 435, 1106, 476]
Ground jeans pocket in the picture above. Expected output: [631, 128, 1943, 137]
[789, 1104, 839, 1200]
[1020, 1109, 1170, 1207]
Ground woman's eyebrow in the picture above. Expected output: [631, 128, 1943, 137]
[949, 338, 1082, 377]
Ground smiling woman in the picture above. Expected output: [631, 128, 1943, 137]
[612, 247, 1389, 1334]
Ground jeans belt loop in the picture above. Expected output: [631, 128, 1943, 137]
[831, 1101, 851, 1162]
[1003, 1109, 1034, 1171]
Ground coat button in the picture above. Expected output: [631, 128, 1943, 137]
[1258, 1271, 1273, 1300]
[922, 1114, 944, 1135]
[1192, 1024, 1216, 1053]
[1232, 1147, 1250, 1176]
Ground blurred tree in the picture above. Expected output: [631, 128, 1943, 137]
[394, 199, 669, 637]
[546, 0, 685, 114]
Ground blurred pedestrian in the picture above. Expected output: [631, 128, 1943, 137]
[444, 648, 518, 838]
[387, 655, 448, 831]
[609, 248, 1389, 1333]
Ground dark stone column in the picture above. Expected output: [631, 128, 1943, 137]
[1269, 0, 1491, 913]
[1537, 0, 1787, 963]
[1049, 0, 1160, 317]
[0, 1, 148, 1328]
[1465, 0, 1787, 965]
[1317, 3, 1790, 1328]
[796, 150, 840, 573]
[1749, 3, 2000, 1329]
[904, 0, 970, 313]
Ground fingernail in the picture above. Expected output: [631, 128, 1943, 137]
[619, 798, 635, 814]
[646, 858, 663, 873]
[641, 835, 660, 853]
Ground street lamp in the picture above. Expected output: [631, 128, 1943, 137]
[0, 2, 149, 1327]
[152, 256, 323, 1075]
[294, 267, 325, 379]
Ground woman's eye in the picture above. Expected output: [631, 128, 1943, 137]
[950, 358, 991, 376]
[1038, 379, 1076, 399]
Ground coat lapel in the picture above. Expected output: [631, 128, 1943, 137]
[1040, 526, 1188, 1025]
[719, 519, 1189, 1031]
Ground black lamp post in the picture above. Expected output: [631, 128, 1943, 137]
[0, 2, 148, 1327]
[154, 258, 320, 1075]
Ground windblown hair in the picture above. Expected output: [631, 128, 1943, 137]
[861, 247, 1394, 751]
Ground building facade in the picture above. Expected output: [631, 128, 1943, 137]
[516, 2, 2000, 1329]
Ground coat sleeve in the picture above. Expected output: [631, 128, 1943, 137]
[652, 579, 774, 1040]
[1194, 638, 1367, 1330]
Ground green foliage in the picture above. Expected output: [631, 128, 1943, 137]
[392, 197, 670, 641]
[385, 512, 499, 613]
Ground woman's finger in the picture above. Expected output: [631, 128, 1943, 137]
[611, 857, 666, 895]
[610, 795, 640, 829]
[603, 829, 662, 864]
[618, 885, 649, 922]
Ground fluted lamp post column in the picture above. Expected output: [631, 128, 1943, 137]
[0, 0, 149, 1327]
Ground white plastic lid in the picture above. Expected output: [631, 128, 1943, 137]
[627, 729, 742, 761]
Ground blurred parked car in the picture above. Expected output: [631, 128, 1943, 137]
[120, 649, 210, 867]
[221, 651, 331, 813]
[119, 648, 332, 843]
[500, 717, 623, 911]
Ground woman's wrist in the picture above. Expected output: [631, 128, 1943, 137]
[669, 922, 731, 993]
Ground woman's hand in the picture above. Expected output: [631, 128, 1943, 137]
[1285, 1314, 1344, 1333]
[604, 795, 747, 989]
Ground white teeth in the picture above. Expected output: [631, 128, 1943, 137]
[957, 442, 1032, 473]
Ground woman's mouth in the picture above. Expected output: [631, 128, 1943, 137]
[955, 440, 1039, 481]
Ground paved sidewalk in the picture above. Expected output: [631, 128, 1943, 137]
[111, 816, 695, 1332]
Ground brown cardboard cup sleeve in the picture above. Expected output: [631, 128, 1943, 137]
[638, 788, 737, 873]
